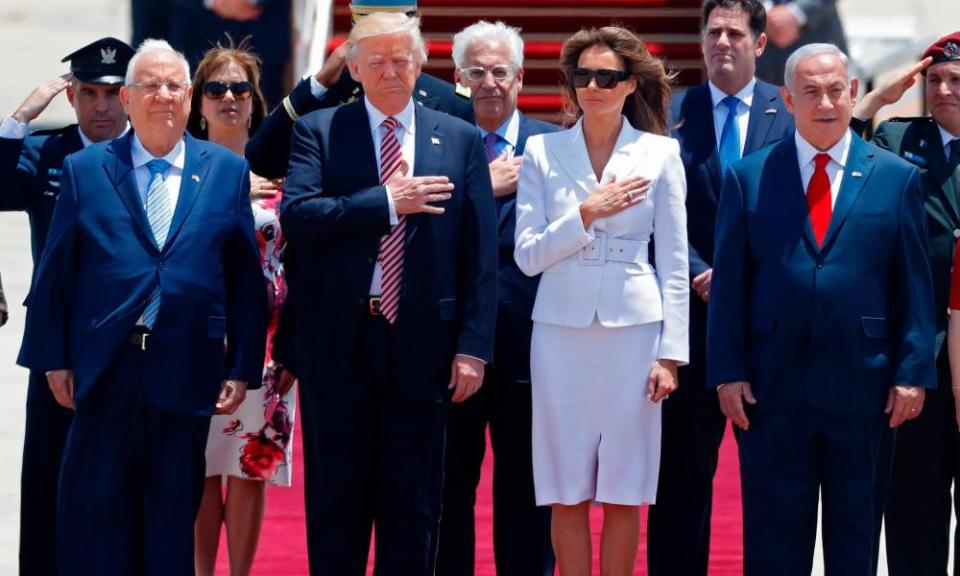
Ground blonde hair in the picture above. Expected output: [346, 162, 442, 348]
[345, 12, 427, 63]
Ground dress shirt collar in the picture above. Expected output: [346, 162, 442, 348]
[129, 132, 185, 171]
[78, 123, 130, 149]
[938, 123, 960, 150]
[478, 108, 520, 150]
[708, 77, 756, 110]
[794, 128, 851, 170]
[365, 96, 417, 138]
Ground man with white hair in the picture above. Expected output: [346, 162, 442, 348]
[708, 43, 935, 574]
[281, 12, 497, 576]
[436, 19, 557, 576]
[22, 39, 266, 574]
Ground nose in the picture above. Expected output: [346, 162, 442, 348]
[716, 31, 731, 49]
[935, 79, 952, 97]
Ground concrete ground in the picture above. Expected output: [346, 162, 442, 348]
[0, 0, 957, 574]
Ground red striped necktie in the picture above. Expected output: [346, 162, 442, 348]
[377, 116, 405, 324]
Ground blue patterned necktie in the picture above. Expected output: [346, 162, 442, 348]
[717, 95, 742, 174]
[141, 159, 172, 329]
[484, 132, 500, 163]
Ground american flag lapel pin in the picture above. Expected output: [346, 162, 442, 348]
[431, 136, 440, 145]
[851, 171, 862, 178]
[764, 108, 777, 115]
[191, 174, 200, 182]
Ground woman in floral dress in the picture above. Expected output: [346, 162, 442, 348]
[186, 40, 298, 576]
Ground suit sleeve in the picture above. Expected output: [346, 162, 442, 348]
[706, 166, 750, 388]
[688, 244, 710, 277]
[224, 159, 268, 388]
[280, 117, 392, 246]
[514, 137, 594, 276]
[0, 136, 35, 211]
[892, 169, 936, 389]
[654, 144, 690, 364]
[21, 155, 80, 371]
[456, 134, 498, 362]
[246, 78, 317, 178]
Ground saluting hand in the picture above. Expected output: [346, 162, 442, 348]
[853, 57, 933, 121]
[12, 73, 73, 125]
[579, 175, 650, 229]
[315, 44, 348, 88]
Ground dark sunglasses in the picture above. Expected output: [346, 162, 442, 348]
[569, 68, 630, 89]
[202, 81, 253, 100]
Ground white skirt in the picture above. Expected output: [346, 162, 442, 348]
[531, 318, 662, 506]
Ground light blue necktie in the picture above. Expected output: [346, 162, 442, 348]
[141, 159, 172, 329]
[718, 95, 741, 174]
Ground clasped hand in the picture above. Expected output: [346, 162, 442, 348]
[387, 173, 454, 215]
[579, 175, 650, 229]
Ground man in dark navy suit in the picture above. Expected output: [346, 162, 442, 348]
[434, 20, 557, 576]
[22, 40, 266, 575]
[281, 12, 496, 576]
[245, 0, 474, 180]
[0, 37, 133, 576]
[648, 3, 793, 574]
[709, 43, 935, 575]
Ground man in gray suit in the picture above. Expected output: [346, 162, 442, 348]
[756, 0, 847, 84]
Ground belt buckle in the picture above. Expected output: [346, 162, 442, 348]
[369, 297, 381, 316]
[577, 231, 607, 266]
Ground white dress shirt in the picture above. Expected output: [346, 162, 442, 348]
[365, 96, 414, 295]
[709, 78, 755, 158]
[795, 129, 851, 209]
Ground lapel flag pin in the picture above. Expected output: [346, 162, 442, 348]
[191, 174, 200, 182]
[919, 139, 928, 148]
[419, 89, 428, 97]
[431, 136, 440, 145]
[851, 171, 862, 178]
[764, 108, 777, 114]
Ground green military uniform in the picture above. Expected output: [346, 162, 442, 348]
[870, 115, 960, 575]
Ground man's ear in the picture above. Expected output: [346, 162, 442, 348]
[780, 85, 794, 114]
[755, 32, 768, 58]
[66, 84, 76, 108]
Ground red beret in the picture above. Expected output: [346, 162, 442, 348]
[922, 32, 960, 73]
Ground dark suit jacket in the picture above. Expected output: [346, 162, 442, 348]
[708, 132, 936, 414]
[22, 132, 267, 416]
[870, 117, 960, 371]
[246, 71, 475, 179]
[756, 0, 847, 85]
[280, 101, 497, 403]
[670, 80, 794, 353]
[494, 113, 559, 383]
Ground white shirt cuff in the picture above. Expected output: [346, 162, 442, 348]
[456, 354, 487, 366]
[308, 75, 329, 100]
[0, 116, 28, 140]
[384, 186, 399, 225]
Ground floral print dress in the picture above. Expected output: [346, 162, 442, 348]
[205, 193, 296, 486]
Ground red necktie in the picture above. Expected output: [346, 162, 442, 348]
[377, 116, 405, 324]
[807, 153, 832, 247]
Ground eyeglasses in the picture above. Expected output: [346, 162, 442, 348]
[202, 81, 253, 101]
[568, 68, 630, 89]
[459, 65, 516, 84]
[128, 81, 189, 96]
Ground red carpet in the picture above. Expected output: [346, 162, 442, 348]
[217, 424, 743, 575]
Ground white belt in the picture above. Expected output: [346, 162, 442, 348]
[577, 232, 649, 266]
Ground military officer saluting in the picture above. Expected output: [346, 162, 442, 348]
[0, 36, 134, 576]
[851, 32, 960, 576]
[245, 0, 475, 179]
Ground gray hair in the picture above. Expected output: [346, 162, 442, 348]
[345, 12, 428, 64]
[783, 43, 850, 93]
[125, 39, 192, 85]
[452, 21, 524, 69]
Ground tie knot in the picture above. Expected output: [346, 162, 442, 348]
[146, 159, 170, 179]
[484, 132, 500, 147]
[722, 95, 740, 113]
[382, 116, 400, 131]
[814, 153, 831, 170]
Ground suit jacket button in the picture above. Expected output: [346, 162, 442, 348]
[816, 263, 823, 269]
[367, 256, 375, 264]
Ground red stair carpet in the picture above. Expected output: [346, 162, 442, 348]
[216, 425, 743, 575]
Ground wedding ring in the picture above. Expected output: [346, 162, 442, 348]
[626, 190, 633, 200]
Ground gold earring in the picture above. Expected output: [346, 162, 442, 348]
[200, 117, 207, 131]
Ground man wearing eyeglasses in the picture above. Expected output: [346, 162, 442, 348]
[245, 0, 475, 180]
[433, 20, 558, 576]
[0, 36, 134, 576]
[22, 39, 266, 575]
[648, 2, 793, 574]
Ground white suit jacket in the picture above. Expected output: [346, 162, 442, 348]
[514, 117, 689, 364]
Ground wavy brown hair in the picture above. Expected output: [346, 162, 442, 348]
[560, 26, 674, 135]
[186, 35, 268, 139]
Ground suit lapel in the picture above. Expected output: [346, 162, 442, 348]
[410, 108, 444, 246]
[682, 86, 722, 186]
[163, 134, 210, 251]
[744, 81, 782, 155]
[773, 137, 820, 251]
[549, 119, 598, 199]
[104, 132, 157, 251]
[820, 134, 875, 251]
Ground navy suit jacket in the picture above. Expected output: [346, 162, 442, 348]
[671, 80, 794, 353]
[494, 113, 559, 383]
[280, 100, 497, 403]
[22, 132, 267, 416]
[247, 71, 475, 179]
[708, 132, 936, 414]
